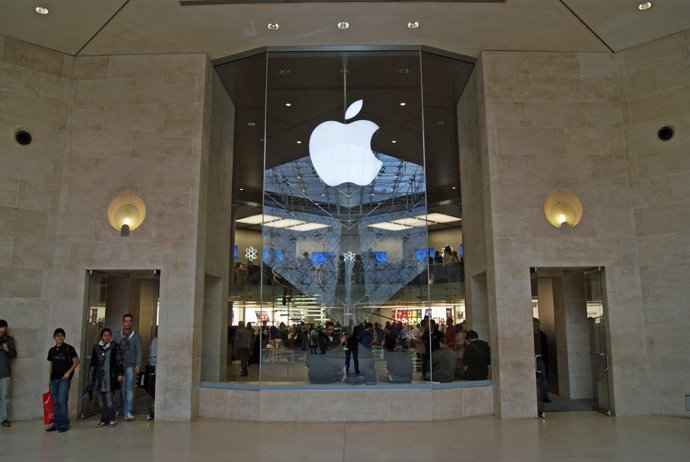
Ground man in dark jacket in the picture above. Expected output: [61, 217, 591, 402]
[0, 319, 17, 428]
[460, 330, 491, 380]
[114, 314, 142, 421]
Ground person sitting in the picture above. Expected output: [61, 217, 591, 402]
[431, 336, 456, 383]
[379, 348, 413, 383]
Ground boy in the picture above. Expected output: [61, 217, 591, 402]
[46, 328, 79, 433]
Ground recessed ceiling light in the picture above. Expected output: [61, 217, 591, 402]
[407, 21, 419, 29]
[296, 175, 301, 179]
[638, 2, 653, 10]
[285, 102, 292, 107]
[267, 23, 279, 30]
[296, 140, 302, 144]
[239, 187, 244, 191]
[35, 6, 49, 15]
[337, 21, 350, 30]
[391, 140, 397, 144]
[400, 102, 407, 107]
[247, 122, 256, 127]
[279, 69, 291, 75]
[398, 68, 410, 75]
[452, 186, 457, 190]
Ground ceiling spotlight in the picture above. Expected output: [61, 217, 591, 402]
[337, 21, 350, 30]
[407, 21, 419, 29]
[391, 140, 397, 144]
[452, 186, 457, 190]
[296, 140, 302, 144]
[35, 6, 49, 15]
[239, 187, 244, 191]
[247, 122, 256, 127]
[285, 102, 292, 107]
[400, 102, 407, 107]
[267, 23, 280, 30]
[638, 2, 653, 10]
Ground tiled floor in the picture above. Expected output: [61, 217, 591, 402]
[0, 412, 689, 462]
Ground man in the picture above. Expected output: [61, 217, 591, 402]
[431, 335, 456, 383]
[234, 321, 251, 377]
[0, 319, 17, 428]
[318, 321, 341, 354]
[459, 330, 491, 380]
[114, 313, 142, 421]
[533, 318, 551, 403]
[46, 328, 79, 433]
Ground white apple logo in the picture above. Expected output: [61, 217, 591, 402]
[309, 99, 383, 187]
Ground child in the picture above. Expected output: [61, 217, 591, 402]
[89, 328, 123, 427]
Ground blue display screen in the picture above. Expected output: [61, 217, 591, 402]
[312, 252, 335, 265]
[372, 251, 387, 263]
[415, 247, 434, 262]
[233, 244, 238, 260]
[263, 248, 284, 263]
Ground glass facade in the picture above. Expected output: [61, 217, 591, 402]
[213, 48, 484, 388]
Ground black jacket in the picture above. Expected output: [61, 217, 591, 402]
[89, 342, 124, 391]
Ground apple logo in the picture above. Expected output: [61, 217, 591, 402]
[309, 99, 383, 187]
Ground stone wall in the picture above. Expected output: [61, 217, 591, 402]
[619, 29, 690, 416]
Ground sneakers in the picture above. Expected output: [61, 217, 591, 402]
[96, 421, 107, 427]
[45, 426, 58, 432]
[2, 420, 11, 428]
[124, 413, 134, 421]
[109, 421, 117, 427]
[146, 413, 154, 421]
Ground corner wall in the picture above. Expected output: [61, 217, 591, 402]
[619, 29, 690, 416]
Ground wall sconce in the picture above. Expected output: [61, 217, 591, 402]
[107, 193, 146, 237]
[544, 190, 583, 234]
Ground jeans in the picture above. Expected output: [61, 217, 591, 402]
[536, 356, 549, 400]
[0, 376, 9, 422]
[345, 349, 360, 375]
[49, 378, 71, 429]
[121, 366, 135, 416]
[99, 391, 116, 423]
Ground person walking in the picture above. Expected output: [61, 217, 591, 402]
[45, 328, 79, 433]
[114, 314, 142, 421]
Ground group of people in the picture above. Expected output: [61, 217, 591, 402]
[0, 315, 155, 434]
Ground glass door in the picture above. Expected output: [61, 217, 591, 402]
[585, 268, 613, 415]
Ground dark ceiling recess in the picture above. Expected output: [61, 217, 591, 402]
[214, 47, 474, 224]
[658, 126, 674, 141]
[183, 0, 503, 4]
[14, 130, 32, 146]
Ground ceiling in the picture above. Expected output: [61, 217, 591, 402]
[0, 0, 688, 59]
[2, 0, 687, 224]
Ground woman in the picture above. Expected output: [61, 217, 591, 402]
[89, 328, 123, 427]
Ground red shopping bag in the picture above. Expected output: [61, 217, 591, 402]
[42, 391, 54, 425]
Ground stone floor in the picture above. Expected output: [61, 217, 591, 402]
[1, 411, 689, 462]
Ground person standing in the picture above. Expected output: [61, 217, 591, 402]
[114, 314, 142, 421]
[0, 319, 17, 428]
[146, 327, 157, 421]
[89, 328, 123, 427]
[45, 328, 79, 433]
[533, 318, 551, 403]
[234, 321, 251, 377]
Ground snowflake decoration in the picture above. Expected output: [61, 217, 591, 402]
[343, 251, 355, 262]
[245, 246, 258, 261]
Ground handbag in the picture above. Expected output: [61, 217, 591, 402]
[42, 391, 54, 425]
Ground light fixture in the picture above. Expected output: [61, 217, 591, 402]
[263, 218, 306, 229]
[285, 102, 292, 107]
[239, 187, 244, 191]
[279, 69, 291, 75]
[35, 6, 49, 15]
[391, 140, 397, 144]
[296, 140, 302, 144]
[267, 23, 279, 30]
[247, 122, 256, 127]
[107, 193, 146, 237]
[236, 214, 281, 225]
[390, 218, 428, 227]
[416, 213, 462, 224]
[407, 21, 419, 29]
[544, 190, 583, 234]
[368, 222, 411, 231]
[287, 223, 330, 232]
[337, 21, 350, 30]
[452, 186, 457, 190]
[400, 102, 407, 107]
[638, 2, 653, 10]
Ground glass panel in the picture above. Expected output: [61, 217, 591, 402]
[586, 269, 612, 415]
[262, 50, 429, 386]
[79, 271, 108, 418]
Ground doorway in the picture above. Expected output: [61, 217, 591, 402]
[530, 267, 613, 415]
[78, 270, 160, 418]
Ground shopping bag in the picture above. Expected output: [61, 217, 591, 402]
[42, 391, 54, 425]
